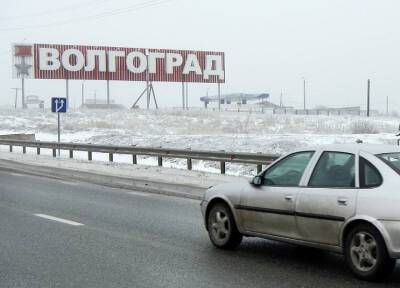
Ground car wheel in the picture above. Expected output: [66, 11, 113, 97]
[344, 223, 396, 281]
[207, 202, 242, 249]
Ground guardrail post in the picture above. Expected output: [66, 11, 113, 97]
[220, 161, 226, 174]
[22, 146, 26, 154]
[187, 158, 192, 170]
[52, 148, 56, 157]
[88, 151, 92, 161]
[9, 145, 12, 152]
[109, 153, 113, 162]
[37, 147, 40, 155]
[69, 150, 73, 159]
[158, 156, 163, 166]
[132, 154, 137, 164]
[257, 164, 262, 174]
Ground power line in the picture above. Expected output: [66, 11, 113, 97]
[0, 0, 173, 32]
[0, 0, 111, 21]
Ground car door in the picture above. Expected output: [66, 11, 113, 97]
[296, 151, 358, 246]
[238, 151, 315, 239]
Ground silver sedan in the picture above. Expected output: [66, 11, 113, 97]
[201, 144, 400, 281]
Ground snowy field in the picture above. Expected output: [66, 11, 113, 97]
[0, 108, 399, 176]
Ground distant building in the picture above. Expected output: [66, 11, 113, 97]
[200, 93, 269, 108]
[256, 100, 292, 109]
[25, 95, 44, 109]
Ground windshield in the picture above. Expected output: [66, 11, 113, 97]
[377, 153, 400, 174]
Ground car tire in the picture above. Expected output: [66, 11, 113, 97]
[344, 223, 396, 281]
[207, 202, 242, 249]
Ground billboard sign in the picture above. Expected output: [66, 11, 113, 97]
[13, 44, 225, 83]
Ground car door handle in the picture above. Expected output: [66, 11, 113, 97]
[337, 198, 348, 205]
[284, 195, 294, 201]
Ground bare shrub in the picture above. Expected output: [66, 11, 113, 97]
[350, 120, 379, 134]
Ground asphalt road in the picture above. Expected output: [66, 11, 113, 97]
[1, 170, 400, 288]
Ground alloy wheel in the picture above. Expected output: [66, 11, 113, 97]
[210, 210, 230, 243]
[350, 231, 378, 272]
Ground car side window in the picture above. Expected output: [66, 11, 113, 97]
[263, 151, 314, 186]
[359, 157, 382, 188]
[308, 151, 355, 188]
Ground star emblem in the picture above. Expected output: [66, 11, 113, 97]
[15, 57, 32, 77]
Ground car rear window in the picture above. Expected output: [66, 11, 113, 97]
[377, 153, 400, 175]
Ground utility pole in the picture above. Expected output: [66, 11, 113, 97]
[94, 90, 97, 104]
[280, 91, 283, 107]
[367, 79, 370, 117]
[303, 78, 306, 110]
[386, 96, 389, 115]
[11, 88, 19, 109]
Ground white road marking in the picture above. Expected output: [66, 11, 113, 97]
[127, 191, 151, 197]
[58, 180, 79, 186]
[34, 214, 84, 226]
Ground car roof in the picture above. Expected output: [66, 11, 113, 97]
[293, 143, 400, 155]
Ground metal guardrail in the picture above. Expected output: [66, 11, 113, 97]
[0, 139, 280, 174]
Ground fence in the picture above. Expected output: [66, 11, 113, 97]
[0, 139, 279, 174]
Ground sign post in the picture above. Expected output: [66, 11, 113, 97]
[51, 97, 67, 157]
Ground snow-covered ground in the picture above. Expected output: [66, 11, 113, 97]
[0, 108, 399, 176]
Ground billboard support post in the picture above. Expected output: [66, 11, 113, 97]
[131, 88, 147, 108]
[145, 49, 150, 110]
[132, 82, 158, 109]
[107, 80, 110, 105]
[106, 51, 110, 105]
[81, 81, 85, 107]
[182, 82, 185, 110]
[218, 82, 221, 112]
[11, 88, 19, 109]
[66, 79, 69, 108]
[150, 83, 158, 109]
[185, 82, 188, 110]
[21, 77, 25, 109]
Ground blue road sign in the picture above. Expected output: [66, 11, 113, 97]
[51, 97, 67, 113]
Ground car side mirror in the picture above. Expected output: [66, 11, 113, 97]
[252, 175, 263, 186]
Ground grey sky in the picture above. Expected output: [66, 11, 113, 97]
[1, 0, 399, 111]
